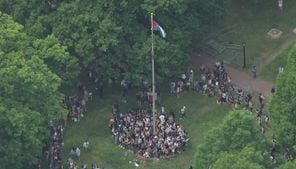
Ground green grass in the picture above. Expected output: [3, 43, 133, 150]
[259, 44, 291, 83]
[60, 2, 296, 168]
[62, 88, 232, 169]
[203, 1, 296, 69]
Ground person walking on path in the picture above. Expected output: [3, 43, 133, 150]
[252, 66, 257, 79]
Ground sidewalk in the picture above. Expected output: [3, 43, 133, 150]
[192, 54, 274, 98]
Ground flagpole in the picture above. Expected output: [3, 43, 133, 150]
[151, 12, 156, 135]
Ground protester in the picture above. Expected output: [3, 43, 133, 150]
[252, 66, 257, 79]
[45, 123, 64, 169]
[110, 108, 189, 158]
[278, 66, 284, 74]
[50, 60, 278, 168]
[76, 147, 81, 160]
[121, 79, 128, 103]
[180, 106, 187, 118]
[83, 140, 90, 151]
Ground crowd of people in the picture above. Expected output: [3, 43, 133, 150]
[67, 140, 102, 169]
[44, 122, 64, 169]
[43, 75, 106, 169]
[43, 62, 278, 168]
[64, 83, 93, 122]
[171, 61, 270, 134]
[171, 62, 288, 165]
[110, 108, 189, 158]
[63, 83, 105, 169]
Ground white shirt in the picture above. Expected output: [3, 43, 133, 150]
[159, 115, 165, 123]
[76, 148, 80, 156]
[181, 106, 186, 114]
[161, 106, 165, 113]
[278, 0, 283, 8]
[83, 141, 89, 148]
[121, 80, 126, 86]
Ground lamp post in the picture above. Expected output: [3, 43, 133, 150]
[242, 42, 246, 68]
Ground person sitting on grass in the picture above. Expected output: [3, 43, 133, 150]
[110, 108, 189, 158]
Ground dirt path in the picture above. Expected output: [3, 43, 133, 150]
[192, 54, 274, 98]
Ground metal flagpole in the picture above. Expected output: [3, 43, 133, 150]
[151, 12, 156, 135]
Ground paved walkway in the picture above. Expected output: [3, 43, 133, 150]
[192, 54, 274, 98]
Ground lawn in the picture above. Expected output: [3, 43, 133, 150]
[201, 0, 296, 69]
[259, 44, 291, 83]
[62, 87, 232, 169]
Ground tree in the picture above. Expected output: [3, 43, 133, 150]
[0, 12, 70, 168]
[269, 44, 296, 156]
[194, 109, 270, 169]
[0, 11, 79, 85]
[32, 34, 79, 85]
[213, 147, 265, 169]
[279, 160, 296, 169]
[0, 102, 45, 169]
[1, 0, 230, 85]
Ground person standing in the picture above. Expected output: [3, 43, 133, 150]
[252, 66, 257, 79]
[259, 93, 264, 105]
[278, 66, 284, 74]
[75, 147, 81, 160]
[176, 84, 181, 98]
[181, 73, 186, 83]
[121, 79, 128, 103]
[189, 69, 194, 89]
[161, 106, 165, 114]
[170, 81, 176, 94]
[278, 0, 283, 11]
[180, 106, 187, 118]
[83, 140, 90, 151]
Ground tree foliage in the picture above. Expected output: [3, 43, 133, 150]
[0, 12, 73, 168]
[279, 160, 296, 169]
[0, 11, 79, 85]
[0, 0, 230, 84]
[213, 147, 265, 169]
[194, 109, 270, 169]
[0, 0, 232, 167]
[269, 44, 296, 156]
[0, 102, 44, 169]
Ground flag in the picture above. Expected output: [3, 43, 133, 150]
[151, 20, 166, 38]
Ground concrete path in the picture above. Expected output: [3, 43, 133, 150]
[192, 54, 274, 98]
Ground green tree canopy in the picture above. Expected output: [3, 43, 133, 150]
[194, 109, 270, 169]
[0, 12, 73, 168]
[0, 102, 44, 169]
[0, 11, 79, 85]
[279, 160, 296, 169]
[1, 0, 230, 84]
[269, 44, 296, 155]
[213, 147, 265, 169]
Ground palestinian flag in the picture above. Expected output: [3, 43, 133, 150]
[151, 20, 166, 38]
